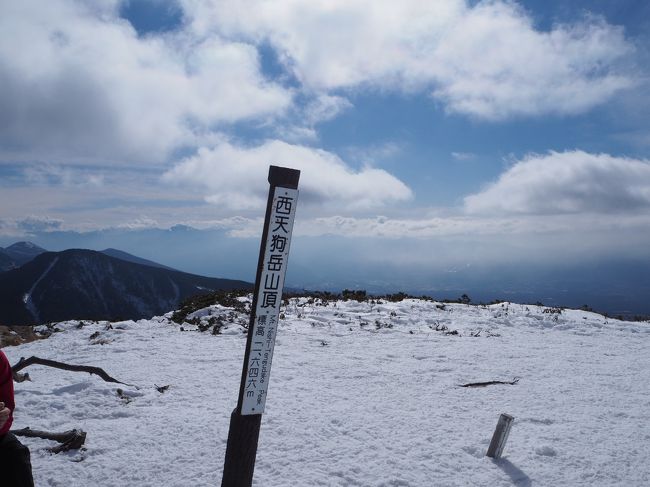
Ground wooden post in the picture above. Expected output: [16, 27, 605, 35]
[221, 165, 300, 487]
[486, 413, 514, 459]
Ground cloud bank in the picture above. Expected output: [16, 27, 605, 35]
[0, 0, 291, 164]
[184, 0, 636, 119]
[162, 140, 413, 210]
[464, 151, 650, 215]
[0, 0, 645, 249]
[0, 0, 637, 169]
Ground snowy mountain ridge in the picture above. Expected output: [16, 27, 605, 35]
[4, 295, 649, 486]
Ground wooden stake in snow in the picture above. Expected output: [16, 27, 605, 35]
[222, 165, 300, 487]
[486, 413, 514, 459]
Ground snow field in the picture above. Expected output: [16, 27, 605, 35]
[4, 297, 650, 486]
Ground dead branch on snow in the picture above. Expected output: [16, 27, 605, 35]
[11, 356, 133, 386]
[459, 378, 519, 388]
[11, 427, 87, 453]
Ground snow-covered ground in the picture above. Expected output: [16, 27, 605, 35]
[4, 297, 650, 486]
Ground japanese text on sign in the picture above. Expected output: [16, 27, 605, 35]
[241, 187, 298, 415]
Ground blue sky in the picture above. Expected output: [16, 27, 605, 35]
[1, 0, 650, 311]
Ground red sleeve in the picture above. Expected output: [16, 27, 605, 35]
[0, 350, 15, 435]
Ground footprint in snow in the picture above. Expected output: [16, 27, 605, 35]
[461, 446, 484, 458]
[535, 446, 557, 457]
[521, 417, 554, 425]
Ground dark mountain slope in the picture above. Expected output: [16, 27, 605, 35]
[0, 249, 251, 325]
[100, 248, 176, 270]
[0, 250, 15, 272]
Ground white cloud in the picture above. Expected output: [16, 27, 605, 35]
[451, 152, 476, 161]
[431, 4, 635, 119]
[115, 217, 161, 230]
[0, 0, 292, 164]
[16, 215, 65, 233]
[273, 94, 352, 143]
[182, 0, 636, 119]
[23, 164, 105, 188]
[303, 94, 353, 125]
[162, 140, 413, 210]
[287, 212, 650, 240]
[464, 151, 650, 215]
[345, 142, 403, 167]
[182, 0, 464, 89]
[0, 0, 638, 171]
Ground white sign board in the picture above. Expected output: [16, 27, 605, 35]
[241, 186, 298, 415]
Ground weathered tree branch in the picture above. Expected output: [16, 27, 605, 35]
[11, 427, 87, 453]
[459, 378, 519, 388]
[11, 356, 133, 386]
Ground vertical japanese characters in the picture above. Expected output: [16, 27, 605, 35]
[241, 188, 298, 415]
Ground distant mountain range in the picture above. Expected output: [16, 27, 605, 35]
[0, 241, 47, 270]
[0, 242, 177, 272]
[0, 243, 252, 325]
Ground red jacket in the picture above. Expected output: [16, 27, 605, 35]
[0, 349, 14, 435]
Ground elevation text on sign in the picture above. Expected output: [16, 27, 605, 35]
[241, 187, 298, 415]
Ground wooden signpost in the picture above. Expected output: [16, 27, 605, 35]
[221, 165, 300, 487]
